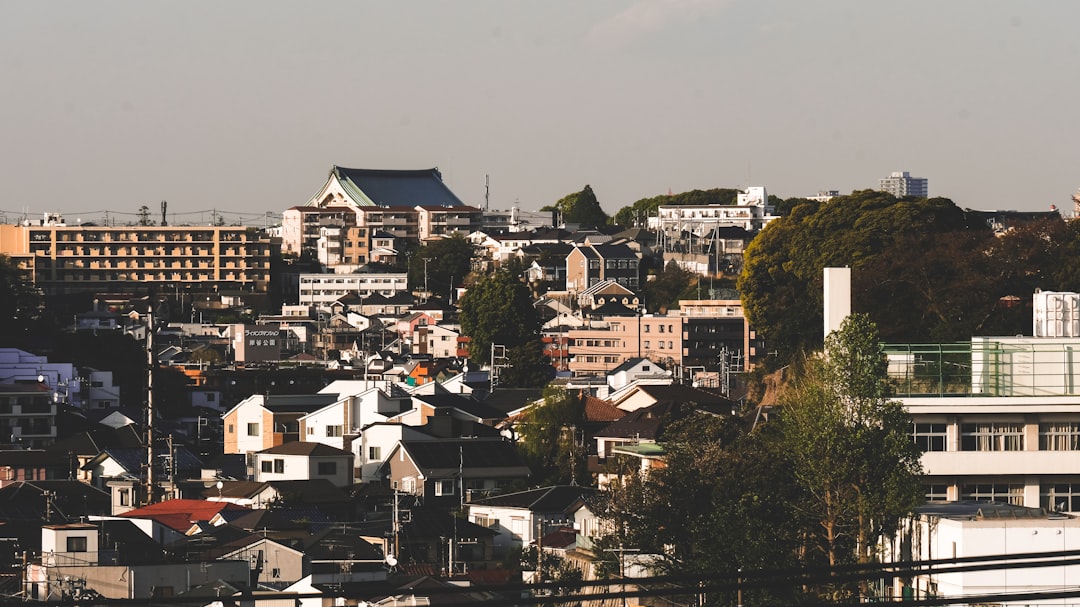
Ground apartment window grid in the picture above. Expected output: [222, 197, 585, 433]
[960, 483, 1024, 505]
[960, 422, 1024, 451]
[1040, 422, 1080, 450]
[912, 423, 948, 452]
[1041, 483, 1080, 512]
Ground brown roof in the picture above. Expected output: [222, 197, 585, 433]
[583, 396, 625, 423]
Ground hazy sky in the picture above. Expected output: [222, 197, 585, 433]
[2, 1, 1079, 224]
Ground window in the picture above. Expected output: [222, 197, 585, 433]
[317, 461, 337, 475]
[1042, 483, 1080, 512]
[119, 489, 130, 506]
[643, 325, 650, 333]
[261, 460, 273, 473]
[1040, 422, 1080, 450]
[912, 423, 948, 452]
[473, 515, 499, 528]
[368, 446, 381, 460]
[66, 536, 88, 552]
[644, 341, 651, 349]
[435, 479, 455, 496]
[402, 477, 416, 493]
[247, 423, 259, 437]
[960, 422, 1024, 451]
[924, 484, 949, 502]
[658, 325, 665, 333]
[273, 459, 284, 474]
[326, 425, 343, 438]
[961, 483, 1024, 505]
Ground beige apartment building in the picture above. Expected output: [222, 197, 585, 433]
[0, 223, 273, 295]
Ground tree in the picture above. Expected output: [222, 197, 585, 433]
[459, 267, 540, 361]
[407, 233, 476, 297]
[591, 411, 804, 605]
[137, 205, 154, 226]
[514, 386, 587, 485]
[612, 188, 741, 228]
[776, 314, 923, 599]
[738, 191, 986, 362]
[499, 339, 555, 389]
[0, 255, 45, 343]
[544, 185, 609, 229]
[643, 261, 697, 313]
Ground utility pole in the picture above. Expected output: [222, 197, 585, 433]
[422, 258, 431, 303]
[144, 310, 155, 506]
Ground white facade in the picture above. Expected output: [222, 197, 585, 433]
[298, 273, 408, 310]
[253, 449, 353, 487]
[879, 170, 928, 198]
[894, 331, 1080, 510]
[894, 507, 1080, 604]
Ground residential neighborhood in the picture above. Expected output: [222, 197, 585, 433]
[1, 161, 1079, 607]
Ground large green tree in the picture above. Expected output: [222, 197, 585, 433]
[591, 411, 804, 605]
[777, 314, 923, 599]
[738, 190, 987, 361]
[514, 386, 588, 485]
[544, 185, 609, 229]
[407, 234, 475, 298]
[459, 267, 541, 361]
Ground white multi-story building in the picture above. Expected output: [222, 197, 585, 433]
[879, 170, 928, 198]
[886, 291, 1080, 510]
[298, 272, 408, 311]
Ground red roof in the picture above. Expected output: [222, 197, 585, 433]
[120, 499, 250, 532]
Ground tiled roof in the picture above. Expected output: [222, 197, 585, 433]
[121, 498, 250, 532]
[332, 166, 465, 208]
[414, 393, 506, 420]
[583, 396, 625, 423]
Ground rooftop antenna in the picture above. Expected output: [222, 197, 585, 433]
[160, 200, 168, 227]
[484, 174, 490, 211]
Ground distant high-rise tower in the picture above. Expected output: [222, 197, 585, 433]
[879, 171, 928, 198]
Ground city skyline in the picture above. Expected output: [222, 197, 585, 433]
[2, 1, 1079, 220]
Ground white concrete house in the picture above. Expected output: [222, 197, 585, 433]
[253, 442, 354, 487]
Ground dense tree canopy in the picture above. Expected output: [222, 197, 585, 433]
[592, 316, 921, 603]
[737, 191, 994, 361]
[543, 185, 609, 229]
[643, 261, 697, 313]
[514, 387, 588, 485]
[458, 266, 541, 361]
[612, 188, 741, 228]
[407, 234, 475, 298]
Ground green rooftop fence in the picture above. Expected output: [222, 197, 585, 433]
[883, 339, 1080, 398]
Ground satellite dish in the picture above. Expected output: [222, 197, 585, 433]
[216, 481, 224, 489]
[385, 554, 398, 568]
[37, 374, 45, 384]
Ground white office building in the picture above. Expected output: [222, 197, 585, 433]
[298, 272, 408, 311]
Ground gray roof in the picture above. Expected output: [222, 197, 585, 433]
[469, 485, 596, 512]
[333, 166, 465, 208]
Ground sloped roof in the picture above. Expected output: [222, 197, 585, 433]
[259, 441, 353, 457]
[264, 394, 340, 413]
[121, 498, 250, 532]
[266, 479, 351, 504]
[331, 166, 465, 208]
[413, 393, 506, 420]
[470, 485, 596, 512]
[589, 301, 638, 317]
[83, 446, 204, 475]
[583, 396, 626, 423]
[401, 439, 527, 473]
